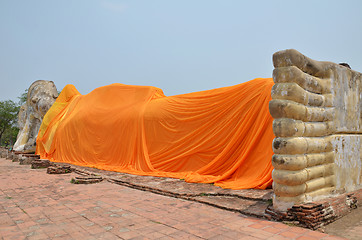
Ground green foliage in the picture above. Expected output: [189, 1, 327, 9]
[1, 126, 19, 147]
[150, 220, 162, 224]
[70, 178, 79, 184]
[0, 89, 28, 147]
[0, 100, 19, 146]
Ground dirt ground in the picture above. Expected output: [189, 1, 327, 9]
[323, 206, 362, 240]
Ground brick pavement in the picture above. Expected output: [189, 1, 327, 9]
[0, 158, 346, 240]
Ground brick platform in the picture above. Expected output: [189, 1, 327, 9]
[0, 158, 346, 240]
[0, 148, 361, 238]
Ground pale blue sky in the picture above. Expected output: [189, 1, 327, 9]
[1, 0, 362, 101]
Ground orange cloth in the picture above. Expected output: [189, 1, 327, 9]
[36, 78, 275, 189]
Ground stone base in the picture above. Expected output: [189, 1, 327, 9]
[47, 166, 72, 174]
[15, 154, 41, 165]
[19, 157, 34, 165]
[21, 154, 40, 159]
[11, 152, 23, 162]
[31, 159, 53, 169]
[265, 189, 362, 230]
[0, 148, 9, 158]
[71, 176, 103, 184]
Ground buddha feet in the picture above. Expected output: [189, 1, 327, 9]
[270, 49, 362, 211]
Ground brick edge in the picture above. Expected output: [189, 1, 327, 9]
[264, 189, 362, 230]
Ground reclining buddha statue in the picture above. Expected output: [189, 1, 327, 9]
[36, 77, 275, 189]
[18, 49, 361, 199]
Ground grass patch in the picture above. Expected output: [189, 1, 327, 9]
[70, 178, 79, 184]
[14, 204, 27, 214]
[282, 221, 299, 227]
[150, 220, 162, 224]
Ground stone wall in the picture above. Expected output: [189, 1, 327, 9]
[270, 49, 362, 211]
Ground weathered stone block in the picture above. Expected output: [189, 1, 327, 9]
[11, 152, 23, 162]
[0, 148, 8, 158]
[19, 157, 34, 165]
[70, 176, 103, 184]
[31, 159, 52, 169]
[47, 166, 72, 174]
[18, 154, 40, 165]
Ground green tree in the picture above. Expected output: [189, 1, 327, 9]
[1, 126, 19, 147]
[0, 100, 19, 147]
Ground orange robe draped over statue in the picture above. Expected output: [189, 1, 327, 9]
[36, 78, 275, 189]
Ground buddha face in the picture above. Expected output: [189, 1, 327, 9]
[13, 80, 58, 152]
